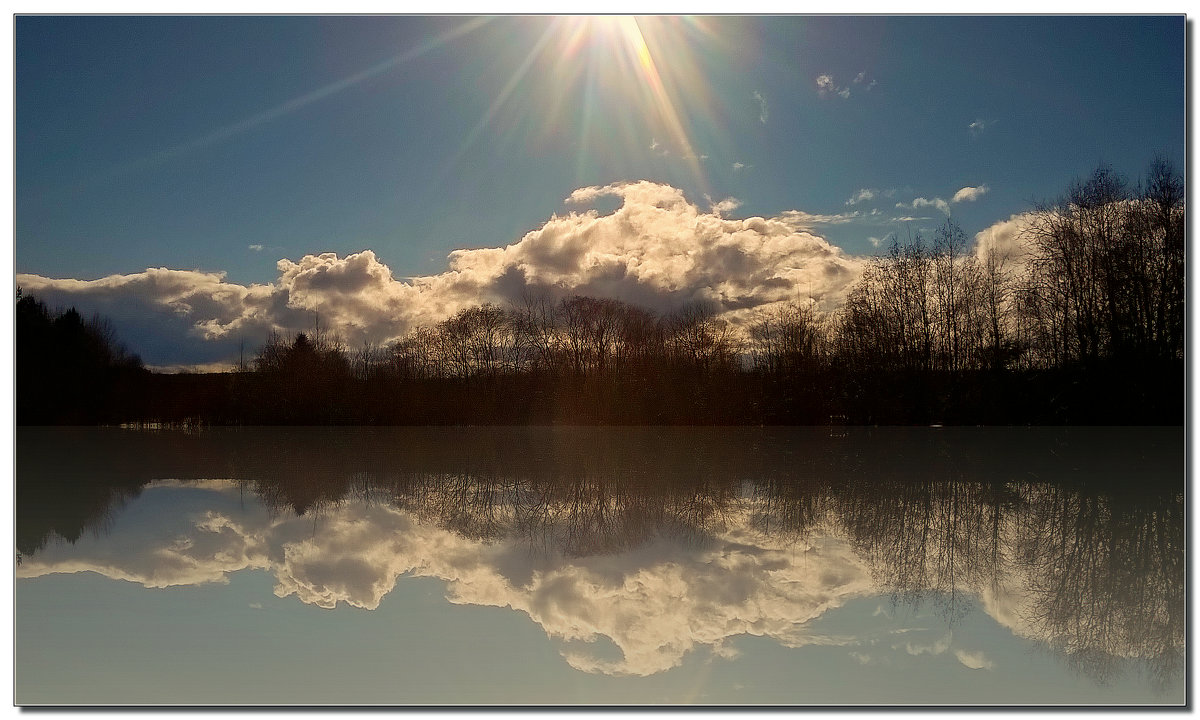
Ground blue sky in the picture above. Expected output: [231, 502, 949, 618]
[15, 15, 1185, 368]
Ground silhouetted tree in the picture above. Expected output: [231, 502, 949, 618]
[17, 291, 146, 424]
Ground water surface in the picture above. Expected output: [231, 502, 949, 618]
[15, 426, 1184, 705]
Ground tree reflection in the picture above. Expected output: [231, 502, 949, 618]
[1011, 482, 1184, 689]
[17, 426, 1183, 688]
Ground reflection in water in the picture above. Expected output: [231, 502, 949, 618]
[16, 427, 1183, 689]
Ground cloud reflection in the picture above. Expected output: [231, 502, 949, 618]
[15, 427, 1184, 684]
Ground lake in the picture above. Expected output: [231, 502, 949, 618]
[15, 426, 1184, 706]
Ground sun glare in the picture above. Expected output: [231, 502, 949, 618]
[434, 16, 718, 197]
[564, 16, 707, 187]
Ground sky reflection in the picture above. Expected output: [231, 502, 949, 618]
[16, 427, 1183, 701]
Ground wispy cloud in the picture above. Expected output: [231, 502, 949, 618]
[248, 244, 264, 252]
[752, 90, 769, 124]
[816, 74, 851, 100]
[968, 118, 995, 135]
[845, 188, 876, 206]
[732, 161, 747, 172]
[951, 185, 990, 203]
[780, 209, 861, 227]
[897, 197, 951, 215]
[867, 231, 896, 248]
[649, 138, 669, 156]
[852, 71, 877, 90]
[818, 73, 867, 99]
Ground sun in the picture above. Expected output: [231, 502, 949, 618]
[434, 16, 720, 196]
[558, 16, 706, 178]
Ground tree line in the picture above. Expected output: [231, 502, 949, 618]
[16, 290, 147, 424]
[17, 157, 1183, 425]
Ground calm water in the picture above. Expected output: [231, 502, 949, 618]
[15, 426, 1184, 706]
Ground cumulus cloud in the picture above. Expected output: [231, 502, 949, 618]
[972, 211, 1041, 269]
[707, 196, 742, 217]
[952, 185, 990, 203]
[17, 181, 866, 367]
[752, 90, 768, 124]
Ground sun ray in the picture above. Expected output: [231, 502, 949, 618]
[98, 17, 492, 186]
[615, 17, 705, 187]
[432, 20, 562, 193]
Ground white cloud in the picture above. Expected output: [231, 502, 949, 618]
[17, 182, 866, 365]
[951, 185, 990, 203]
[752, 90, 768, 124]
[732, 161, 746, 171]
[969, 119, 993, 135]
[972, 211, 1041, 269]
[898, 197, 951, 215]
[890, 185, 988, 221]
[816, 74, 850, 99]
[780, 210, 861, 227]
[867, 232, 897, 248]
[649, 138, 668, 156]
[901, 632, 953, 657]
[954, 649, 995, 670]
[852, 72, 877, 90]
[708, 196, 742, 217]
[248, 244, 264, 252]
[845, 188, 876, 206]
